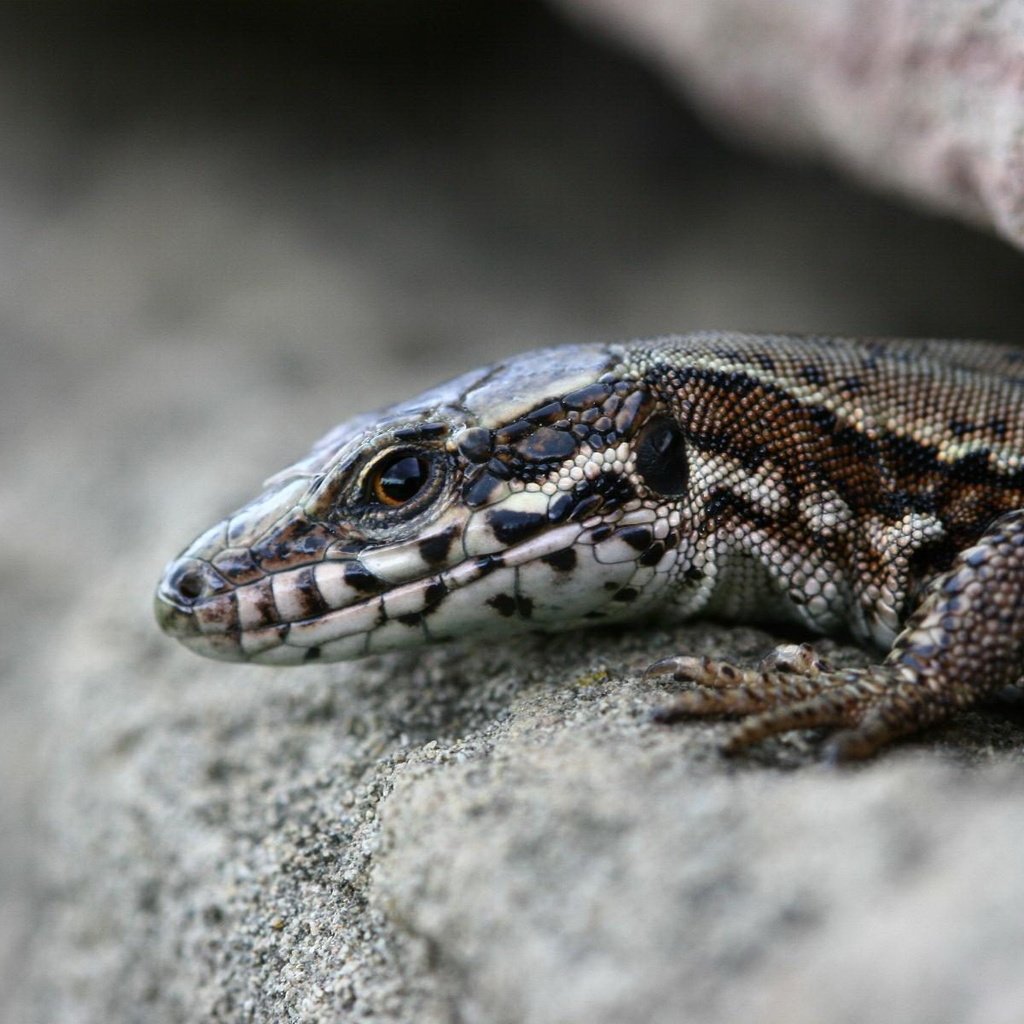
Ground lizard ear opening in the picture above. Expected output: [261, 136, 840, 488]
[635, 417, 688, 497]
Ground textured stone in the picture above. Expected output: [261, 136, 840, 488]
[557, 0, 1024, 251]
[3, 5, 1024, 1023]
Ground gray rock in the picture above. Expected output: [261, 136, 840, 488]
[4, 6, 1024, 1023]
[557, 0, 1024, 252]
[379, 722, 1024, 1024]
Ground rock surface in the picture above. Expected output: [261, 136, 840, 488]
[557, 0, 1024, 251]
[3, 4, 1024, 1023]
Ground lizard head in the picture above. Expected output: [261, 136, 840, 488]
[156, 342, 698, 664]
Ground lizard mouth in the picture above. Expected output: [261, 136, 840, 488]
[155, 508, 665, 665]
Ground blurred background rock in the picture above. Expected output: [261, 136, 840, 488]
[2, 3, 1023, 1021]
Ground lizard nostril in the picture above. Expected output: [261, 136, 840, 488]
[156, 557, 232, 638]
[173, 566, 206, 602]
[159, 556, 232, 619]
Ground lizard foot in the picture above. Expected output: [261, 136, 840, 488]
[647, 510, 1024, 759]
[648, 654, 937, 761]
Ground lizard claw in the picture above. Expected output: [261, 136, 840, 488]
[644, 655, 745, 686]
[757, 642, 833, 676]
[647, 647, 887, 756]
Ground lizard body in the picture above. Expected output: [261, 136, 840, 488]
[156, 332, 1024, 758]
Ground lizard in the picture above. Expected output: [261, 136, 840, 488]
[155, 332, 1024, 760]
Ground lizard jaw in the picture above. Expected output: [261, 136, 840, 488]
[156, 506, 670, 665]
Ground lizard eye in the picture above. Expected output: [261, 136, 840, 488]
[635, 417, 688, 497]
[366, 451, 433, 507]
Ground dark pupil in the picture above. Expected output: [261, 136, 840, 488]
[636, 418, 688, 497]
[379, 455, 428, 502]
[652, 428, 675, 456]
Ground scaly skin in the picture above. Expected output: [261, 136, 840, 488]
[156, 332, 1024, 759]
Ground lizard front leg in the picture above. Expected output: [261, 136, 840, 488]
[650, 509, 1024, 760]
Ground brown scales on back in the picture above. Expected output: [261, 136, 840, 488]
[156, 333, 1024, 760]
[652, 343, 1024, 587]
